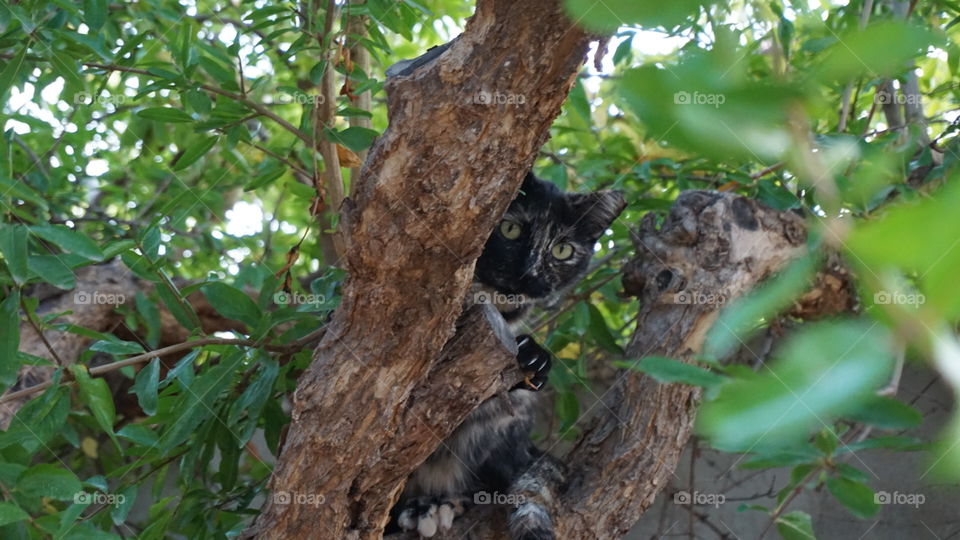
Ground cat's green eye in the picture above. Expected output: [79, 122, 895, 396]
[500, 219, 522, 240]
[551, 242, 574, 260]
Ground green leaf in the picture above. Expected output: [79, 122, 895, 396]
[27, 255, 76, 289]
[245, 159, 286, 191]
[704, 255, 816, 360]
[564, 0, 711, 31]
[16, 464, 82, 501]
[227, 356, 278, 445]
[618, 356, 723, 387]
[777, 510, 815, 540]
[89, 340, 145, 355]
[83, 0, 107, 31]
[847, 180, 960, 319]
[159, 349, 245, 452]
[202, 282, 262, 327]
[172, 136, 219, 171]
[30, 224, 104, 261]
[69, 365, 117, 440]
[0, 224, 29, 284]
[697, 321, 894, 451]
[131, 358, 160, 416]
[110, 485, 137, 525]
[0, 502, 29, 526]
[136, 107, 194, 123]
[0, 291, 20, 388]
[0, 46, 28, 104]
[814, 22, 937, 83]
[587, 304, 622, 354]
[326, 126, 379, 152]
[826, 477, 879, 518]
[116, 423, 158, 446]
[846, 396, 922, 430]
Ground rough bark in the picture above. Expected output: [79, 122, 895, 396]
[430, 191, 808, 538]
[248, 1, 594, 538]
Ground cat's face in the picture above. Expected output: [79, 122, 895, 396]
[475, 173, 626, 302]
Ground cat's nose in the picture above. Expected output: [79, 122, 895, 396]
[519, 275, 551, 298]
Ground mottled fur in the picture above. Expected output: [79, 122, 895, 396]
[391, 172, 626, 538]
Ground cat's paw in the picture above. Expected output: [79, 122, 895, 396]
[396, 497, 465, 537]
[514, 335, 552, 391]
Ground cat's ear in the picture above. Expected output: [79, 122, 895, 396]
[569, 190, 627, 240]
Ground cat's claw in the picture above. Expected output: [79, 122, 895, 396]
[515, 335, 552, 391]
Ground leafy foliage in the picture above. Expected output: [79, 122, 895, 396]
[0, 0, 958, 538]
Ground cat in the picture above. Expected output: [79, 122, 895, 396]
[391, 171, 626, 539]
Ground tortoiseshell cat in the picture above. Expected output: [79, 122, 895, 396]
[391, 172, 626, 539]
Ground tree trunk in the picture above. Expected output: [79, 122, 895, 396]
[248, 1, 594, 538]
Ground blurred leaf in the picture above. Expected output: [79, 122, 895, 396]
[136, 107, 194, 123]
[618, 356, 723, 387]
[697, 321, 894, 451]
[704, 255, 816, 360]
[846, 396, 922, 430]
[0, 502, 29, 526]
[814, 22, 937, 83]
